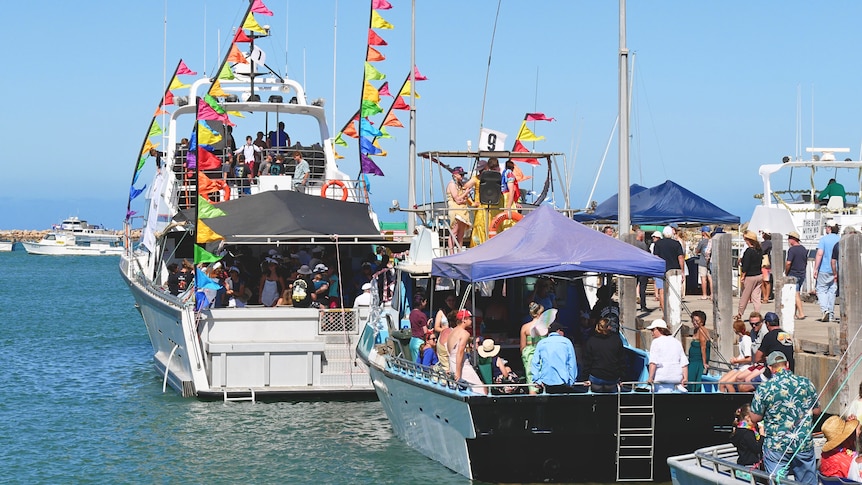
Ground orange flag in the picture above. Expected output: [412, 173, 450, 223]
[154, 107, 169, 116]
[366, 46, 385, 62]
[343, 122, 358, 138]
[227, 43, 248, 64]
[209, 79, 228, 97]
[382, 111, 403, 128]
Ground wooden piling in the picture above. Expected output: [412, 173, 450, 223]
[837, 233, 862, 413]
[711, 233, 734, 367]
[620, 234, 639, 345]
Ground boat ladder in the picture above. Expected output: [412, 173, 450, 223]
[615, 391, 655, 482]
[222, 388, 256, 404]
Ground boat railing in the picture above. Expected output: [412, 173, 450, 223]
[678, 443, 808, 485]
[318, 309, 360, 335]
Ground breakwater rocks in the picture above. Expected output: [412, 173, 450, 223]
[0, 229, 140, 242]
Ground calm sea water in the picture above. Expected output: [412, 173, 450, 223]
[0, 250, 471, 484]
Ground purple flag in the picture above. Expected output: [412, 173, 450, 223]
[360, 154, 384, 176]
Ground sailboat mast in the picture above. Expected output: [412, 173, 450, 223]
[407, 0, 417, 234]
[617, 0, 630, 236]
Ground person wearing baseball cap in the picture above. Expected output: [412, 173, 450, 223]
[446, 308, 486, 394]
[530, 321, 577, 394]
[646, 319, 688, 393]
[749, 351, 821, 482]
[694, 225, 713, 301]
[785, 231, 807, 320]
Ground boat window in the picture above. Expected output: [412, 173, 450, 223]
[45, 234, 55, 241]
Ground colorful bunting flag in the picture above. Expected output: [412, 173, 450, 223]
[378, 82, 392, 97]
[163, 91, 174, 105]
[516, 121, 545, 142]
[208, 80, 228, 97]
[372, 139, 387, 156]
[196, 220, 223, 244]
[218, 63, 235, 80]
[378, 126, 392, 138]
[227, 110, 245, 118]
[400, 80, 420, 98]
[198, 196, 227, 219]
[366, 46, 385, 62]
[359, 137, 382, 155]
[169, 77, 190, 90]
[525, 113, 556, 122]
[359, 118, 382, 137]
[362, 80, 380, 103]
[197, 123, 223, 146]
[334, 150, 344, 159]
[368, 29, 387, 46]
[511, 139, 540, 165]
[343, 122, 358, 138]
[250, 0, 273, 16]
[371, 11, 394, 29]
[413, 65, 428, 81]
[334, 133, 348, 146]
[148, 121, 163, 137]
[233, 28, 252, 43]
[197, 147, 222, 170]
[141, 139, 158, 155]
[136, 154, 147, 171]
[512, 164, 532, 182]
[154, 107, 169, 116]
[203, 94, 226, 114]
[364, 62, 385, 80]
[360, 154, 385, 176]
[242, 12, 267, 34]
[130, 185, 146, 201]
[392, 97, 409, 110]
[227, 43, 248, 64]
[382, 111, 403, 128]
[360, 99, 383, 117]
[177, 60, 197, 76]
[372, 0, 393, 9]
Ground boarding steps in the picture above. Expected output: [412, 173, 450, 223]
[616, 391, 655, 481]
[223, 388, 256, 403]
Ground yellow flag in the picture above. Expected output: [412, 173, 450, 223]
[198, 123, 223, 145]
[516, 121, 545, 142]
[209, 80, 228, 97]
[227, 110, 245, 118]
[371, 11, 394, 29]
[141, 139, 159, 155]
[196, 220, 223, 244]
[334, 149, 344, 160]
[372, 139, 387, 157]
[399, 81, 420, 99]
[243, 13, 267, 34]
[169, 77, 190, 90]
[363, 80, 380, 103]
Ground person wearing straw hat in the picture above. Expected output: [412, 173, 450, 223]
[749, 351, 820, 483]
[819, 415, 859, 478]
[785, 231, 807, 320]
[476, 338, 511, 386]
[735, 230, 763, 321]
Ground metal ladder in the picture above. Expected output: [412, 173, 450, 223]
[616, 390, 655, 481]
[222, 388, 256, 403]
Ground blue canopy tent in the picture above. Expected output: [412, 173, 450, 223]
[572, 180, 740, 226]
[431, 205, 666, 282]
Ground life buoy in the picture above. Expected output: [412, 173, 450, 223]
[488, 211, 523, 237]
[320, 180, 349, 201]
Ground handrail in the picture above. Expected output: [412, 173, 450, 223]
[687, 444, 808, 485]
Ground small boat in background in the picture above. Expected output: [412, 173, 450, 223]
[0, 240, 13, 252]
[22, 217, 123, 256]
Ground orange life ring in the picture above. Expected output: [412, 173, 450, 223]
[488, 211, 523, 237]
[320, 180, 348, 201]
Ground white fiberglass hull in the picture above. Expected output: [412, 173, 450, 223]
[0, 241, 12, 252]
[22, 241, 123, 256]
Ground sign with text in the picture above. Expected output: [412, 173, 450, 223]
[479, 128, 507, 152]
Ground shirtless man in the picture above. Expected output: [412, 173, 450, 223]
[446, 309, 486, 394]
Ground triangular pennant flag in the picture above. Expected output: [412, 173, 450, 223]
[126, 210, 137, 221]
[130, 185, 146, 201]
[516, 120, 545, 141]
[362, 79, 380, 103]
[197, 147, 222, 170]
[511, 139, 540, 165]
[360, 154, 385, 176]
[382, 111, 403, 128]
[343, 122, 358, 138]
[359, 137, 382, 155]
[512, 164, 532, 182]
[334, 133, 348, 146]
[196, 220, 224, 244]
[142, 139, 158, 155]
[525, 113, 556, 122]
[197, 123, 223, 146]
[360, 99, 383, 117]
[334, 150, 344, 159]
[242, 12, 267, 34]
[209, 80, 228, 97]
[371, 11, 394, 29]
[148, 121, 163, 137]
[197, 99, 227, 123]
[154, 107, 169, 116]
[218, 63, 235, 80]
[378, 126, 392, 139]
[169, 77, 189, 90]
[203, 94, 226, 114]
[251, 0, 273, 16]
[392, 96, 409, 110]
[364, 62, 386, 81]
[227, 43, 248, 64]
[399, 80, 420, 98]
[227, 110, 245, 118]
[177, 60, 197, 76]
[136, 154, 147, 172]
[233, 28, 252, 43]
[368, 29, 387, 46]
[378, 82, 392, 97]
[198, 196, 227, 219]
[359, 118, 383, 137]
[366, 46, 386, 62]
[195, 267, 223, 290]
[372, 139, 387, 157]
[163, 90, 174, 106]
[512, 139, 529, 153]
[372, 0, 393, 9]
[413, 65, 428, 81]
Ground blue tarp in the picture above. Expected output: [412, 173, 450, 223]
[431, 205, 666, 282]
[573, 180, 740, 225]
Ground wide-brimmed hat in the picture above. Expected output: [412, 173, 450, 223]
[743, 230, 758, 242]
[821, 416, 859, 453]
[651, 231, 662, 239]
[477, 338, 501, 358]
[297, 265, 312, 275]
[646, 319, 668, 330]
[313, 263, 328, 273]
[787, 231, 801, 241]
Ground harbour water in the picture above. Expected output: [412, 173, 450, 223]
[0, 250, 470, 484]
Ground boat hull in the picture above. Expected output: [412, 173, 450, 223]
[368, 358, 753, 483]
[22, 241, 123, 256]
[0, 241, 12, 252]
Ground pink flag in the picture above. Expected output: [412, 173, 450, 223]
[525, 112, 555, 122]
[251, 0, 273, 15]
[413, 65, 428, 81]
[197, 98, 229, 123]
[177, 60, 197, 76]
[372, 0, 393, 9]
[378, 82, 392, 97]
[392, 97, 409, 110]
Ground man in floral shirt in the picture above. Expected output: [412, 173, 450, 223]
[750, 351, 821, 483]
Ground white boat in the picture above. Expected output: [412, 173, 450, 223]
[22, 218, 123, 256]
[119, 3, 399, 400]
[667, 443, 814, 485]
[0, 241, 12, 252]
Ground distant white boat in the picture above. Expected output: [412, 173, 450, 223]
[22, 217, 123, 256]
[0, 241, 12, 252]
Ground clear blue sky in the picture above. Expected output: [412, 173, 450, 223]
[4, 0, 862, 230]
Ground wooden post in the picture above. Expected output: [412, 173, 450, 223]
[711, 233, 734, 368]
[620, 234, 639, 345]
[771, 233, 786, 315]
[780, 279, 797, 335]
[838, 233, 862, 413]
[666, 268, 682, 343]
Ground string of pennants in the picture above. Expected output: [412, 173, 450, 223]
[333, 0, 427, 178]
[478, 112, 555, 183]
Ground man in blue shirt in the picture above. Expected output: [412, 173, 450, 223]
[530, 322, 578, 393]
[813, 224, 840, 321]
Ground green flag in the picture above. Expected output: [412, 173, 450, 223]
[204, 94, 226, 114]
[197, 196, 227, 219]
[148, 121, 163, 137]
[364, 62, 385, 81]
[334, 133, 348, 147]
[217, 63, 235, 80]
[360, 99, 383, 117]
[194, 244, 221, 264]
